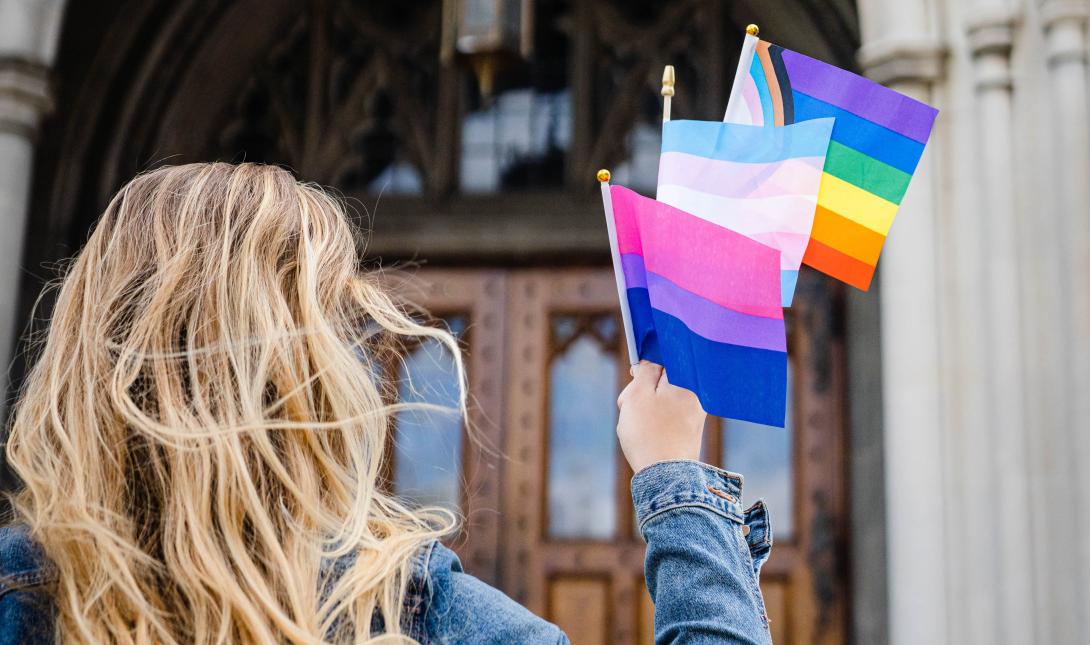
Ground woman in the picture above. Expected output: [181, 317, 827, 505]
[0, 163, 772, 644]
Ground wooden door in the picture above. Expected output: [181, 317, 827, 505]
[387, 268, 848, 644]
[500, 270, 645, 644]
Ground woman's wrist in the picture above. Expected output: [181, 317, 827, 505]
[630, 460, 745, 532]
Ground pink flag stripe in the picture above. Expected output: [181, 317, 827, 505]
[611, 185, 783, 320]
[658, 151, 825, 199]
[741, 75, 764, 126]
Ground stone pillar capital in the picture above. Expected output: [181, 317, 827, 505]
[858, 38, 947, 87]
[1040, 0, 1090, 29]
[966, 10, 1018, 58]
[1040, 0, 1090, 66]
[0, 57, 51, 140]
[966, 10, 1018, 91]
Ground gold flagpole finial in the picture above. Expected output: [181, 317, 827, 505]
[596, 169, 611, 183]
[746, 24, 759, 36]
[661, 66, 675, 124]
[661, 65, 676, 97]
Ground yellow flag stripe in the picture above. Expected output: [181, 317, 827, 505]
[816, 172, 899, 235]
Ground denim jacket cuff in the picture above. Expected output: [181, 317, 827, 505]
[631, 459, 745, 532]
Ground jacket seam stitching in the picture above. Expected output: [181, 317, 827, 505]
[0, 570, 54, 598]
[638, 501, 742, 532]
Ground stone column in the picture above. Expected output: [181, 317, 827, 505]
[0, 60, 50, 412]
[856, 1, 949, 641]
[966, 8, 1036, 645]
[0, 0, 64, 415]
[1040, 2, 1090, 642]
[870, 64, 949, 645]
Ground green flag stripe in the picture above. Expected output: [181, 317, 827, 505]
[824, 141, 912, 205]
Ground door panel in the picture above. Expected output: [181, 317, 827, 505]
[391, 268, 848, 644]
[386, 270, 509, 585]
[500, 270, 643, 644]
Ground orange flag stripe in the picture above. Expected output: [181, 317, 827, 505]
[802, 238, 877, 291]
[809, 206, 887, 266]
[756, 42, 785, 127]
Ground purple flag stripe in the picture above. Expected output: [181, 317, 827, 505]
[780, 48, 938, 145]
[620, 254, 787, 352]
[621, 253, 649, 288]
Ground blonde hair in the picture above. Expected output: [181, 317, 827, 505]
[5, 162, 463, 643]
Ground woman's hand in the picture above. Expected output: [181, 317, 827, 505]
[616, 361, 707, 473]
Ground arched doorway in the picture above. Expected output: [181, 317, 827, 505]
[19, 2, 859, 642]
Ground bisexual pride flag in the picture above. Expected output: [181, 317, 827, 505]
[606, 184, 787, 427]
[725, 36, 938, 290]
[657, 118, 834, 307]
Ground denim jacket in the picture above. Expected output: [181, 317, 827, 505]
[0, 460, 772, 644]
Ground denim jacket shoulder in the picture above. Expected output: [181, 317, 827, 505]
[0, 525, 56, 645]
[0, 525, 565, 644]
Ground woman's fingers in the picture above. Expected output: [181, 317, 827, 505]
[619, 361, 663, 408]
[615, 360, 707, 472]
[631, 360, 663, 388]
[655, 364, 670, 391]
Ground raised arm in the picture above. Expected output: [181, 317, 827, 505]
[617, 362, 773, 645]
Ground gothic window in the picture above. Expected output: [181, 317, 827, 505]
[545, 312, 621, 539]
[391, 315, 469, 510]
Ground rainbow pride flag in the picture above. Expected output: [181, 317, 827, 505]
[725, 37, 939, 290]
[657, 118, 834, 306]
[607, 185, 787, 426]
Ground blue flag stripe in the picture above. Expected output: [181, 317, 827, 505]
[750, 55, 774, 125]
[627, 288, 788, 427]
[791, 91, 926, 174]
[661, 118, 835, 163]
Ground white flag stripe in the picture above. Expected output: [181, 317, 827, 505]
[656, 184, 817, 268]
[657, 151, 824, 200]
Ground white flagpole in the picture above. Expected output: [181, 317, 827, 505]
[598, 169, 639, 366]
[661, 65, 675, 124]
[723, 24, 760, 123]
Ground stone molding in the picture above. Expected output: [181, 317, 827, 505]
[0, 57, 51, 140]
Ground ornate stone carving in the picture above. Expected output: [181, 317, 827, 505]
[219, 0, 451, 192]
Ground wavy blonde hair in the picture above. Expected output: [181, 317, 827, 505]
[5, 162, 463, 643]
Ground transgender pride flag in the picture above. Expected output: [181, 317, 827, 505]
[657, 118, 834, 306]
[606, 185, 787, 427]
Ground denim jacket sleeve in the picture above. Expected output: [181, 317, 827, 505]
[0, 526, 56, 645]
[633, 459, 773, 645]
[415, 542, 569, 644]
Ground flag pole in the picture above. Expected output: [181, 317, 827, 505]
[723, 23, 760, 122]
[661, 65, 675, 124]
[598, 169, 639, 366]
